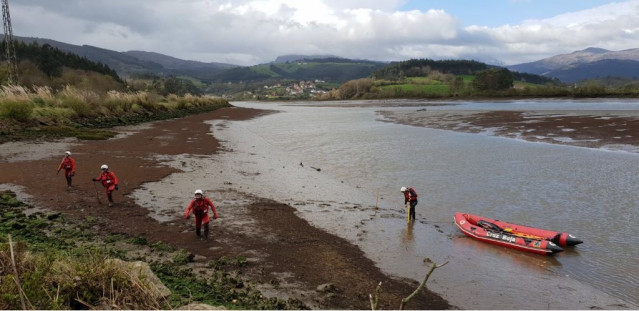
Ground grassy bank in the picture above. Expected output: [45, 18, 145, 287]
[317, 76, 639, 100]
[0, 85, 232, 143]
[0, 191, 307, 309]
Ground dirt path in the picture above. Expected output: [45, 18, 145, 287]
[0, 107, 452, 310]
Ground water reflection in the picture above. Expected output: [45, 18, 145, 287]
[401, 221, 415, 245]
[452, 232, 563, 271]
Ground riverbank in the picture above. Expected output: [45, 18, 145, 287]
[0, 107, 451, 309]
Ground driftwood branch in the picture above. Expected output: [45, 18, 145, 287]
[399, 260, 449, 310]
[369, 281, 382, 310]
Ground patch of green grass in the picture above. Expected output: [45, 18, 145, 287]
[172, 249, 195, 265]
[380, 83, 449, 94]
[1, 192, 23, 207]
[151, 241, 173, 252]
[130, 235, 149, 245]
[5, 126, 118, 142]
[405, 76, 442, 84]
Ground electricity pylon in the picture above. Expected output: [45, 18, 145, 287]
[2, 0, 18, 84]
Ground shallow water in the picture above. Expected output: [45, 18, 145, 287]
[219, 100, 638, 309]
[132, 99, 638, 309]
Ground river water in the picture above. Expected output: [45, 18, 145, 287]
[137, 99, 639, 309]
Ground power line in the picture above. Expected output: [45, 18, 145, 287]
[2, 0, 18, 84]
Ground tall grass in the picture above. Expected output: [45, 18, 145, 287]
[0, 240, 166, 309]
[0, 85, 229, 126]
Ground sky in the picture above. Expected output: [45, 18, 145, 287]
[9, 0, 639, 66]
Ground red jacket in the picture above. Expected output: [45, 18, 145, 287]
[58, 157, 76, 173]
[403, 187, 418, 204]
[95, 171, 118, 188]
[184, 197, 218, 220]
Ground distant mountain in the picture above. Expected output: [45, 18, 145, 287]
[220, 57, 388, 83]
[274, 54, 341, 63]
[123, 50, 237, 80]
[508, 47, 639, 82]
[541, 59, 639, 83]
[7, 36, 383, 83]
[8, 35, 237, 80]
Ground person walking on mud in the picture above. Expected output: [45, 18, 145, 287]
[184, 189, 218, 240]
[57, 151, 76, 189]
[401, 186, 418, 222]
[92, 164, 119, 207]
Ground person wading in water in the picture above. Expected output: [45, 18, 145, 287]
[184, 189, 218, 240]
[401, 186, 418, 222]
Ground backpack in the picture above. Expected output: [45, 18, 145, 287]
[408, 187, 418, 199]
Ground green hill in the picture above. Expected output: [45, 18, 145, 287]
[214, 58, 387, 83]
[6, 35, 236, 80]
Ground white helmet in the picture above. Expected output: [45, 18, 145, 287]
[194, 189, 203, 195]
[65, 151, 71, 156]
[400, 187, 407, 192]
[100, 164, 108, 170]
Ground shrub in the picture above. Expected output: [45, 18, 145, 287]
[0, 100, 34, 122]
[32, 106, 76, 123]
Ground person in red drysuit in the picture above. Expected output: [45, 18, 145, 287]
[92, 164, 119, 207]
[401, 186, 418, 222]
[57, 151, 76, 189]
[184, 189, 218, 239]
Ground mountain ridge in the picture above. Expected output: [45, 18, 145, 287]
[7, 35, 639, 84]
[6, 35, 237, 79]
[508, 47, 639, 82]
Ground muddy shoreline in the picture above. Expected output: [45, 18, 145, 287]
[0, 107, 452, 309]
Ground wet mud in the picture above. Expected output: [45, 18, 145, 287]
[0, 107, 451, 310]
[378, 109, 639, 152]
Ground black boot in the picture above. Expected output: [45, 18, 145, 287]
[196, 227, 201, 238]
[204, 225, 209, 240]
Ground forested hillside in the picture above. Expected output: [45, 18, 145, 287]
[372, 59, 556, 84]
[213, 57, 386, 83]
[13, 41, 122, 81]
[0, 40, 124, 91]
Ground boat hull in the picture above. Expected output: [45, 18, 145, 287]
[454, 213, 564, 255]
[462, 213, 582, 247]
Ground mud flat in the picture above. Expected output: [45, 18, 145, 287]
[0, 107, 450, 310]
[378, 109, 639, 153]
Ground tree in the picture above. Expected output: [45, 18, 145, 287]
[472, 68, 514, 91]
[449, 76, 466, 95]
[162, 77, 202, 96]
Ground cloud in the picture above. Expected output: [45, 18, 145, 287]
[460, 0, 639, 64]
[9, 0, 639, 66]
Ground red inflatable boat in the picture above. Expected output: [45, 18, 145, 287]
[471, 213, 583, 247]
[454, 212, 569, 255]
